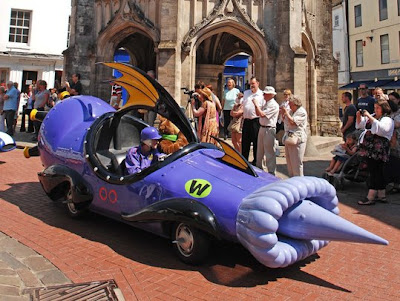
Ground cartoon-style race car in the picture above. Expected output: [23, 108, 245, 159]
[0, 131, 16, 152]
[29, 63, 387, 268]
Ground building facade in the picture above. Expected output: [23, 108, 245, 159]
[65, 0, 340, 135]
[332, 0, 350, 88]
[347, 0, 400, 88]
[0, 0, 71, 94]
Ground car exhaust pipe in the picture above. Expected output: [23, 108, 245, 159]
[30, 109, 48, 122]
[24, 146, 40, 158]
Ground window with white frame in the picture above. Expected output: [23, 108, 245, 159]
[379, 0, 388, 21]
[356, 40, 363, 67]
[380, 34, 390, 64]
[334, 15, 339, 27]
[9, 10, 31, 44]
[354, 5, 362, 27]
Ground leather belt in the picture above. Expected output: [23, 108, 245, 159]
[260, 125, 275, 128]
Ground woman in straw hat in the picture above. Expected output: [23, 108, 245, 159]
[191, 87, 219, 145]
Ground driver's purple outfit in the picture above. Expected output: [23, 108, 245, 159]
[125, 146, 160, 174]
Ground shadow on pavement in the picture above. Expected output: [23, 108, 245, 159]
[0, 181, 351, 292]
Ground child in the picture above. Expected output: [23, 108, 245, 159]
[325, 133, 358, 176]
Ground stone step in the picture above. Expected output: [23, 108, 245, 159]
[277, 136, 342, 158]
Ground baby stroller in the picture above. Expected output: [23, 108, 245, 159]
[322, 131, 369, 190]
[323, 152, 369, 190]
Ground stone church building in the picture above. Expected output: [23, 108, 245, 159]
[64, 0, 339, 135]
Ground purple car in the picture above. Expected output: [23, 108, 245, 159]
[30, 63, 387, 268]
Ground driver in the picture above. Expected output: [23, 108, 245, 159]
[125, 127, 163, 175]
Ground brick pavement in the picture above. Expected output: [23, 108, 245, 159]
[0, 149, 399, 300]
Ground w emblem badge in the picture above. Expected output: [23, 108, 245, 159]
[185, 179, 212, 198]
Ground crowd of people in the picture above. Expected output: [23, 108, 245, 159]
[0, 74, 82, 141]
[333, 83, 399, 205]
[187, 77, 309, 177]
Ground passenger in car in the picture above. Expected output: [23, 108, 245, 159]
[125, 127, 163, 175]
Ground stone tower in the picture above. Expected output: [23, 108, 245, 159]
[64, 0, 340, 135]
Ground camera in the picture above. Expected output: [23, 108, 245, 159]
[359, 109, 366, 116]
[182, 88, 194, 97]
[182, 87, 200, 107]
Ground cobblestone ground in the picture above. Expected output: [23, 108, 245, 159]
[0, 149, 399, 300]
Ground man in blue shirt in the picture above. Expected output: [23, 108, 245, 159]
[125, 127, 163, 175]
[356, 83, 375, 114]
[3, 81, 19, 136]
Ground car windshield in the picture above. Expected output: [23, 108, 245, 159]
[85, 110, 209, 184]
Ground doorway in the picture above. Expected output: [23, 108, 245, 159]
[21, 70, 38, 93]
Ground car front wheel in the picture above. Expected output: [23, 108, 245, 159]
[172, 222, 210, 265]
[65, 189, 89, 218]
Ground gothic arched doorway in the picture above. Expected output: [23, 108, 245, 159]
[182, 19, 269, 103]
[195, 32, 254, 100]
[94, 14, 159, 101]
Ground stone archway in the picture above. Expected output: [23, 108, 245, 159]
[195, 31, 254, 100]
[183, 20, 268, 103]
[93, 12, 159, 100]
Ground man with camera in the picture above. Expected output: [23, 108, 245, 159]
[341, 92, 357, 140]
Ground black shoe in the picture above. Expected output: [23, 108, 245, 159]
[20, 128, 26, 132]
[27, 130, 34, 133]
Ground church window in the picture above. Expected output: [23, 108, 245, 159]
[9, 10, 31, 44]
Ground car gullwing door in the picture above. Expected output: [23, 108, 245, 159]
[102, 62, 198, 144]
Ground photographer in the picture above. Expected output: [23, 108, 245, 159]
[183, 84, 202, 129]
[356, 98, 394, 205]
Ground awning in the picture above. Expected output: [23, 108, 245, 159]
[368, 79, 393, 89]
[339, 80, 373, 90]
[382, 80, 400, 89]
[223, 66, 246, 76]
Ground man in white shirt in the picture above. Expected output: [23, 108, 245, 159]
[253, 86, 279, 175]
[240, 77, 264, 164]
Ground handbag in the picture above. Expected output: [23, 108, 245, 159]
[284, 131, 299, 146]
[227, 117, 241, 133]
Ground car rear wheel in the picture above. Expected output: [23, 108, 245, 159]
[172, 223, 210, 265]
